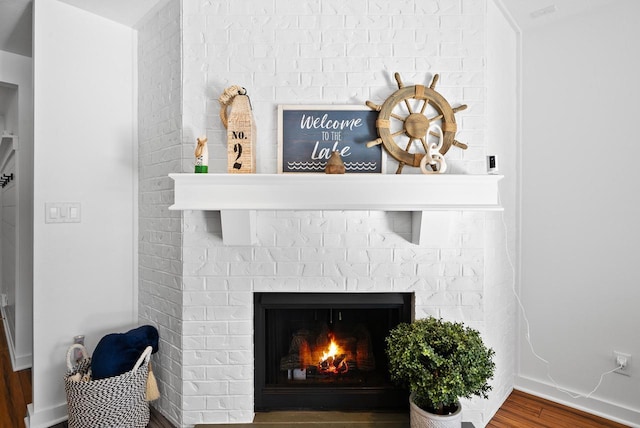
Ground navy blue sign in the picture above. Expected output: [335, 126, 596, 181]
[278, 106, 382, 173]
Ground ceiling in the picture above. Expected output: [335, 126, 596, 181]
[0, 0, 623, 58]
[0, 0, 163, 57]
[497, 0, 619, 30]
[0, 0, 32, 57]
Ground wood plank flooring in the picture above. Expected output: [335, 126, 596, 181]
[487, 389, 630, 428]
[1, 317, 632, 427]
[1, 318, 31, 428]
[48, 408, 174, 428]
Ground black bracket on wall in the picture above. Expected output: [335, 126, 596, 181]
[1, 173, 14, 188]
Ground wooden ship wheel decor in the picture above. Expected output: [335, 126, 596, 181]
[365, 72, 468, 174]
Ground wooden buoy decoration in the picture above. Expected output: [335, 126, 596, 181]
[219, 86, 257, 173]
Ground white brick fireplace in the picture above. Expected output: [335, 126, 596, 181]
[172, 203, 511, 427]
[137, 1, 516, 427]
[141, 175, 513, 427]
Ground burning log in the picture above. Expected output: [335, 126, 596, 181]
[319, 353, 349, 374]
[280, 330, 313, 370]
[317, 332, 351, 374]
[280, 323, 375, 376]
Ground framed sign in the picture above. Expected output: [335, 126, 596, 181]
[278, 105, 383, 173]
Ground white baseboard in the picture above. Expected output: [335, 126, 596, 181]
[1, 305, 32, 371]
[26, 403, 68, 428]
[515, 375, 640, 427]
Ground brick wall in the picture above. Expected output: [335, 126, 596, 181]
[138, 1, 184, 426]
[181, 210, 495, 426]
[138, 1, 514, 427]
[182, 0, 487, 175]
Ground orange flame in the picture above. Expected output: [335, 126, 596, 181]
[319, 338, 341, 363]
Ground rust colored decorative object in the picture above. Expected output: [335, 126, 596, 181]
[325, 151, 346, 174]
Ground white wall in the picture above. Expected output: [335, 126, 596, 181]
[0, 49, 34, 371]
[1, 150, 18, 354]
[485, 0, 518, 420]
[29, 0, 138, 426]
[182, 0, 487, 176]
[517, 1, 640, 425]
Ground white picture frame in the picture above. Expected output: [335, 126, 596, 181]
[277, 104, 383, 173]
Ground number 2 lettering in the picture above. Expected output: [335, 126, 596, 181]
[233, 143, 243, 169]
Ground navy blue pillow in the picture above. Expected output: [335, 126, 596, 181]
[91, 325, 159, 380]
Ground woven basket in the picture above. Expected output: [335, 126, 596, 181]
[64, 344, 152, 428]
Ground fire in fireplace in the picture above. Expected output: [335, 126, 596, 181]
[281, 315, 375, 380]
[254, 292, 412, 411]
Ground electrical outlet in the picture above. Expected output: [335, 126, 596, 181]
[613, 351, 631, 376]
[0, 293, 7, 307]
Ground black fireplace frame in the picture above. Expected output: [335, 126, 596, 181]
[254, 292, 412, 412]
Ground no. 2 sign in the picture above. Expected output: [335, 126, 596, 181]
[226, 96, 256, 173]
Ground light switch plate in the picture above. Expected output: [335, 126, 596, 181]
[45, 202, 81, 223]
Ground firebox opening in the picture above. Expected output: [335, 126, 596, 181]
[254, 292, 412, 412]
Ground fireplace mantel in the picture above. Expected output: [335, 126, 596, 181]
[169, 173, 503, 245]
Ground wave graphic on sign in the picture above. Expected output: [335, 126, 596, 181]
[287, 161, 378, 171]
[287, 162, 325, 171]
[344, 162, 378, 171]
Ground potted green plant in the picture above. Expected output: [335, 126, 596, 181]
[385, 317, 495, 428]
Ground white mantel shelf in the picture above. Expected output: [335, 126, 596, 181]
[169, 173, 504, 245]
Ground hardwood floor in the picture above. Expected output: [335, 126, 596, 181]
[1, 317, 631, 428]
[47, 408, 174, 428]
[1, 317, 31, 428]
[488, 389, 630, 428]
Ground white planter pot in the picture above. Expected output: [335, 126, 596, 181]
[409, 395, 462, 428]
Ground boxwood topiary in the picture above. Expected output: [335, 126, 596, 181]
[385, 317, 495, 415]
